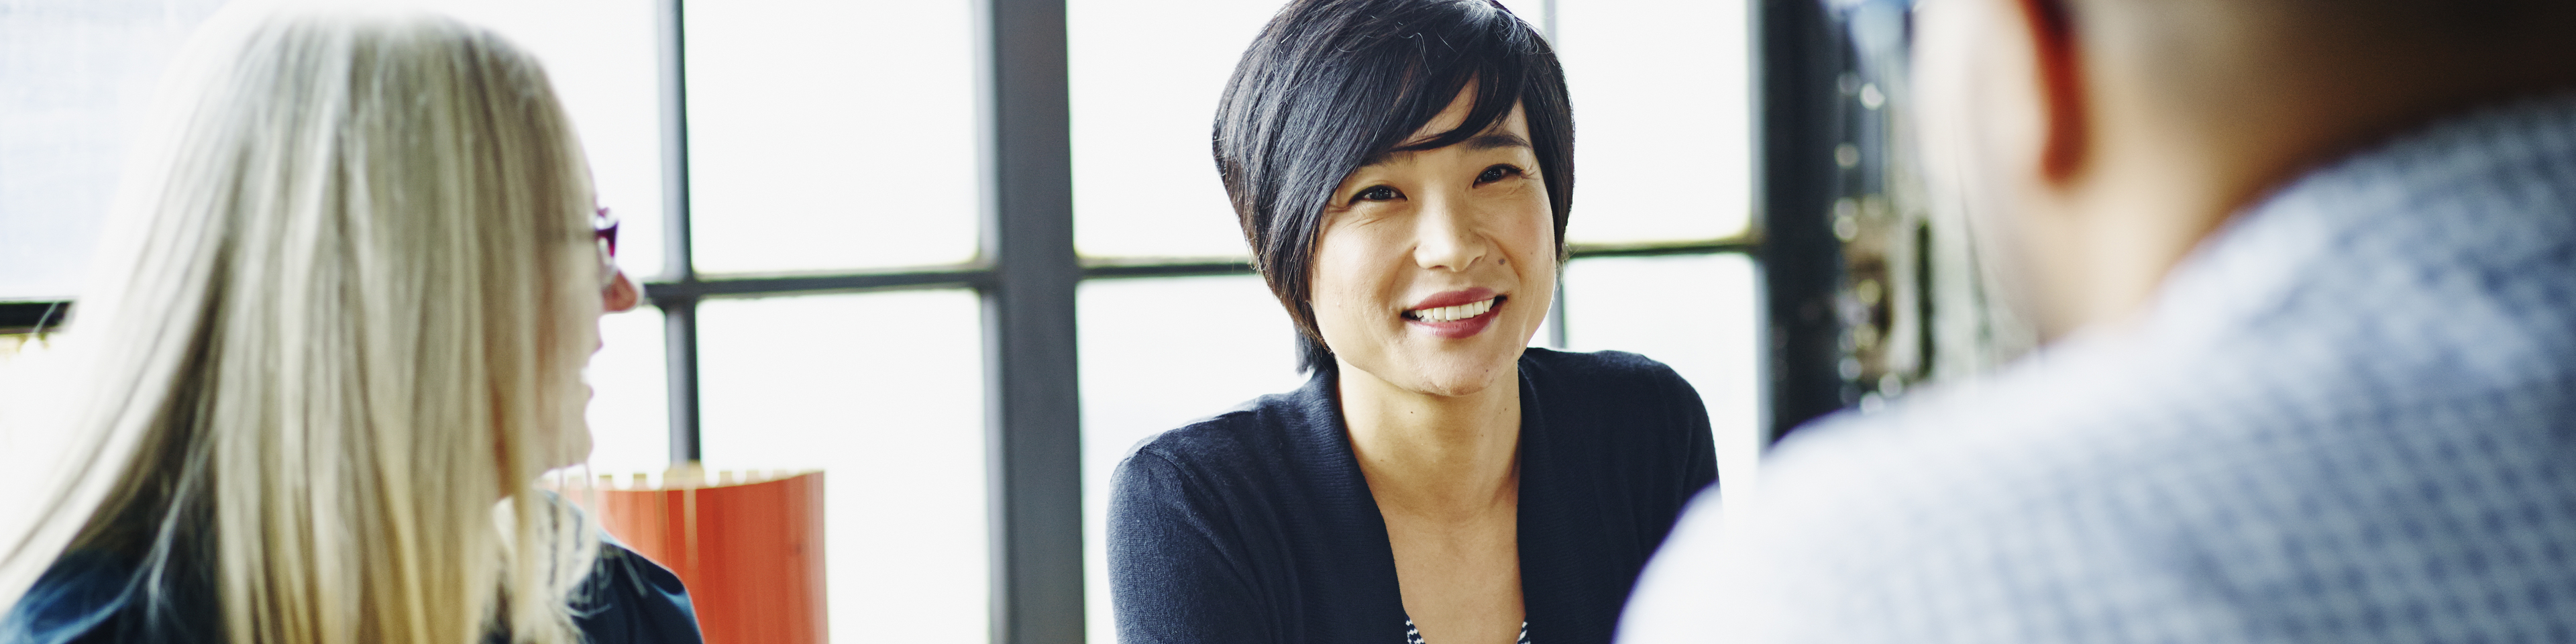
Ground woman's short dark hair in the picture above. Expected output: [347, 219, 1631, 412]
[1215, 0, 1574, 374]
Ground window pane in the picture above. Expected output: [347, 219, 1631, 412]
[1078, 275, 1305, 644]
[684, 1, 981, 274]
[432, 0, 672, 281]
[583, 306, 669, 474]
[1560, 254, 1762, 496]
[695, 290, 989, 643]
[1067, 0, 1279, 260]
[1556, 0, 1753, 243]
[0, 1, 227, 300]
[0, 1, 672, 299]
[0, 335, 74, 535]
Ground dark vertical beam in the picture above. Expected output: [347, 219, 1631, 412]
[661, 299, 702, 464]
[979, 0, 1085, 641]
[1754, 0, 1849, 443]
[656, 0, 702, 464]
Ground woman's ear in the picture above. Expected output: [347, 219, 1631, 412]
[2014, 0, 2090, 183]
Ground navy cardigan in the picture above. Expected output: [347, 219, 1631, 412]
[1109, 348, 1719, 644]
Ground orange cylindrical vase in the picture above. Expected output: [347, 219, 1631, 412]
[592, 470, 828, 644]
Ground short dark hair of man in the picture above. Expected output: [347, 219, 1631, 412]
[1214, 0, 1574, 374]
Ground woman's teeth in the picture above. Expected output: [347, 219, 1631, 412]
[1409, 297, 1497, 323]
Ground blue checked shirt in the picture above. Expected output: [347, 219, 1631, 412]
[1619, 93, 2576, 643]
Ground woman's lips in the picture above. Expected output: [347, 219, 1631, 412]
[1407, 287, 1497, 311]
[1403, 289, 1505, 339]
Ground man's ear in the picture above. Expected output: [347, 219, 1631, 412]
[2012, 0, 2088, 183]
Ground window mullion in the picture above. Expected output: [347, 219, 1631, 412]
[1754, 0, 1851, 443]
[657, 0, 702, 464]
[981, 0, 1085, 641]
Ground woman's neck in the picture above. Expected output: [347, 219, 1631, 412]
[1336, 361, 1521, 521]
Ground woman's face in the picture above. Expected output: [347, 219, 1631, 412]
[564, 229, 640, 468]
[532, 209, 637, 474]
[500, 211, 634, 479]
[555, 265, 635, 466]
[1309, 92, 1556, 398]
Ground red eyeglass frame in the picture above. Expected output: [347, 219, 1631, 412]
[595, 206, 621, 258]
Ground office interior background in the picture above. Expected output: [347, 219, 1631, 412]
[0, 0, 2006, 641]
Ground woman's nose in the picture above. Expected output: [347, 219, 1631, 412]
[604, 270, 641, 313]
[1411, 194, 1487, 272]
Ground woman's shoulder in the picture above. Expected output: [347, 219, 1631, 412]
[1120, 376, 1338, 477]
[0, 548, 220, 644]
[1, 550, 144, 644]
[570, 539, 704, 644]
[1519, 347, 1697, 399]
[1110, 373, 1368, 527]
[1125, 407, 1266, 470]
[1517, 347, 1714, 462]
[1, 541, 701, 644]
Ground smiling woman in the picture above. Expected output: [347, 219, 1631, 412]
[1106, 2, 1718, 644]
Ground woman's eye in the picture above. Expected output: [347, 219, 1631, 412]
[1477, 164, 1524, 185]
[1354, 185, 1401, 202]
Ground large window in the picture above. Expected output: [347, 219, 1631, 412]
[0, 0, 234, 541]
[602, 1, 1004, 639]
[0, 1, 1889, 643]
[0, 1, 231, 301]
[1066, 1, 1758, 642]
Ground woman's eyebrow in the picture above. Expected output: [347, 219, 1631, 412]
[1464, 131, 1532, 151]
[1358, 131, 1535, 167]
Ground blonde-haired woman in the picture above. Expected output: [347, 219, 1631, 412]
[0, 4, 699, 643]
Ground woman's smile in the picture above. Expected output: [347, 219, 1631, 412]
[1403, 288, 1507, 339]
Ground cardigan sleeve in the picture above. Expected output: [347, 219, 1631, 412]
[1668, 366, 1720, 498]
[1108, 449, 1277, 644]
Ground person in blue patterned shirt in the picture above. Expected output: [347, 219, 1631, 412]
[1619, 0, 2576, 642]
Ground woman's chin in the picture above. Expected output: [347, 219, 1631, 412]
[1379, 356, 1520, 398]
[1410, 378, 1502, 398]
[1333, 329, 1535, 398]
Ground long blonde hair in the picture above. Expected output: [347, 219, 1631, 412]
[0, 4, 603, 643]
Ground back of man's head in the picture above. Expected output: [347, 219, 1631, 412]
[2079, 0, 2576, 150]
[1917, 0, 2576, 337]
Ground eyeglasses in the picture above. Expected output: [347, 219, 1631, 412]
[595, 206, 622, 288]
